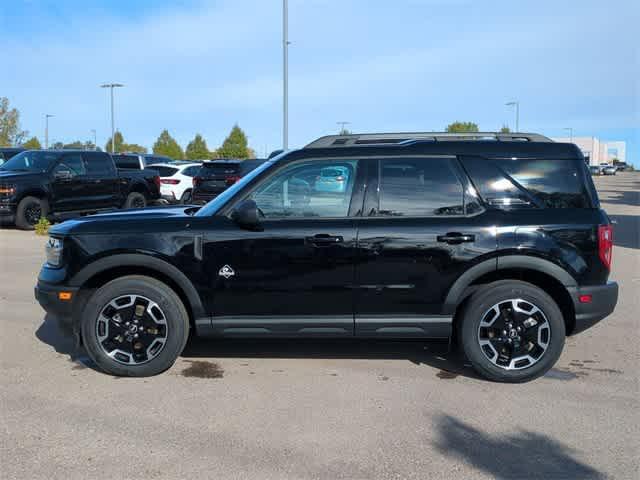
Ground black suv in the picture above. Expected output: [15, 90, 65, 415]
[192, 159, 266, 204]
[35, 132, 618, 382]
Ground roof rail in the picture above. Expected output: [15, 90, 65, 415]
[305, 132, 553, 148]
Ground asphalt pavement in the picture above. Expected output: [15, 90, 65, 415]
[1, 172, 638, 479]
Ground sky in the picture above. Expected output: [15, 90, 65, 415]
[2, 0, 638, 164]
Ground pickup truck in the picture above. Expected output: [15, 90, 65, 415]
[0, 150, 160, 229]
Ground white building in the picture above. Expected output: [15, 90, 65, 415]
[551, 137, 627, 166]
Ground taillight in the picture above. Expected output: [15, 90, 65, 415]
[153, 176, 160, 190]
[193, 176, 202, 187]
[225, 175, 241, 185]
[598, 224, 613, 270]
[160, 179, 180, 185]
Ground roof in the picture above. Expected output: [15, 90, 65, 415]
[305, 132, 552, 149]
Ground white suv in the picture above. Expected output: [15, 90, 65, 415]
[149, 162, 202, 203]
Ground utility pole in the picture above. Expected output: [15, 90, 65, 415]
[506, 101, 520, 132]
[564, 127, 573, 143]
[100, 83, 124, 153]
[45, 114, 54, 149]
[283, 0, 289, 150]
[90, 129, 97, 150]
[337, 121, 351, 134]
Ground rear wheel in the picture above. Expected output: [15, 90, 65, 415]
[459, 280, 565, 383]
[81, 275, 189, 376]
[180, 189, 192, 204]
[15, 196, 49, 230]
[124, 192, 147, 209]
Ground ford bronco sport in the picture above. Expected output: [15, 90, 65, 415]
[35, 132, 618, 382]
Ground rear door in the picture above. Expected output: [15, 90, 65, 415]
[82, 151, 119, 209]
[354, 156, 496, 338]
[201, 157, 365, 336]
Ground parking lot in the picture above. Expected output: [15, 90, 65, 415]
[1, 173, 638, 479]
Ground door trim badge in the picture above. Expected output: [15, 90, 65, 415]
[218, 265, 235, 279]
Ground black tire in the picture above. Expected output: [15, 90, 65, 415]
[180, 189, 192, 204]
[15, 196, 49, 230]
[458, 280, 565, 383]
[81, 275, 189, 377]
[124, 192, 147, 209]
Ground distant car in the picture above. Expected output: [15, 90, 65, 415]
[0, 147, 25, 165]
[315, 166, 351, 193]
[602, 166, 617, 175]
[192, 159, 265, 204]
[589, 166, 601, 176]
[149, 161, 203, 204]
[112, 153, 173, 170]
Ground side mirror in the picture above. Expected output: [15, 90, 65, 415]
[54, 169, 73, 181]
[231, 199, 262, 231]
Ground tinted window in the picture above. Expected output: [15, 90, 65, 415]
[0, 151, 59, 172]
[154, 166, 179, 177]
[378, 158, 464, 216]
[182, 166, 200, 177]
[201, 162, 240, 177]
[83, 152, 115, 175]
[53, 153, 86, 176]
[461, 157, 591, 209]
[240, 160, 266, 175]
[112, 154, 140, 169]
[247, 159, 358, 218]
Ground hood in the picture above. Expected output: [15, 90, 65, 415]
[0, 170, 42, 182]
[50, 205, 201, 236]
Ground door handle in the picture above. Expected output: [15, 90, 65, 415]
[305, 234, 344, 246]
[437, 233, 475, 244]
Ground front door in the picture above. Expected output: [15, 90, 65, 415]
[202, 157, 365, 336]
[354, 156, 496, 337]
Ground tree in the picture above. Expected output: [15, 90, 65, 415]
[124, 143, 147, 154]
[105, 131, 125, 153]
[217, 124, 250, 159]
[22, 136, 42, 149]
[0, 97, 28, 146]
[63, 140, 86, 149]
[185, 133, 211, 160]
[153, 129, 184, 159]
[339, 128, 352, 135]
[445, 121, 479, 133]
[500, 125, 511, 133]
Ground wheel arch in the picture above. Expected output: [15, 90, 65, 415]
[446, 256, 577, 335]
[70, 254, 206, 333]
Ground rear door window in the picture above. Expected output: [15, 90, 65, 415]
[461, 157, 592, 209]
[83, 152, 116, 175]
[112, 155, 140, 169]
[154, 166, 179, 177]
[377, 157, 464, 216]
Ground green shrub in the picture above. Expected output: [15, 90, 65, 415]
[34, 217, 51, 236]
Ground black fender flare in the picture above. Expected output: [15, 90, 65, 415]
[443, 255, 577, 314]
[69, 253, 206, 319]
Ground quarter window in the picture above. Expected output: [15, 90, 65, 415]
[378, 158, 464, 216]
[247, 159, 358, 218]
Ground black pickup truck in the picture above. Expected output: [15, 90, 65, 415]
[0, 150, 160, 229]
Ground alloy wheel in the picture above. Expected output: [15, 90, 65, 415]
[96, 294, 168, 365]
[477, 298, 550, 370]
[25, 203, 42, 225]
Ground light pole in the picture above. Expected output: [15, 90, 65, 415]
[563, 127, 573, 143]
[100, 83, 124, 153]
[44, 114, 54, 149]
[505, 101, 519, 132]
[337, 121, 351, 134]
[283, 0, 289, 150]
[90, 129, 97, 150]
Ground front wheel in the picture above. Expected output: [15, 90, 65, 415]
[459, 280, 565, 383]
[81, 276, 189, 376]
[15, 196, 49, 230]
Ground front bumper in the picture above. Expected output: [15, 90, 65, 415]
[35, 280, 79, 337]
[568, 281, 618, 335]
[0, 202, 16, 223]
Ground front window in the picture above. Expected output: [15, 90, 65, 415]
[245, 159, 358, 218]
[0, 151, 60, 172]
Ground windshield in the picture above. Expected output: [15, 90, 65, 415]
[195, 159, 275, 217]
[0, 151, 60, 172]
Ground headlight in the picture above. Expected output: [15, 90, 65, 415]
[45, 237, 64, 267]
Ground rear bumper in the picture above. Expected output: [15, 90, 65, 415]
[568, 281, 618, 335]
